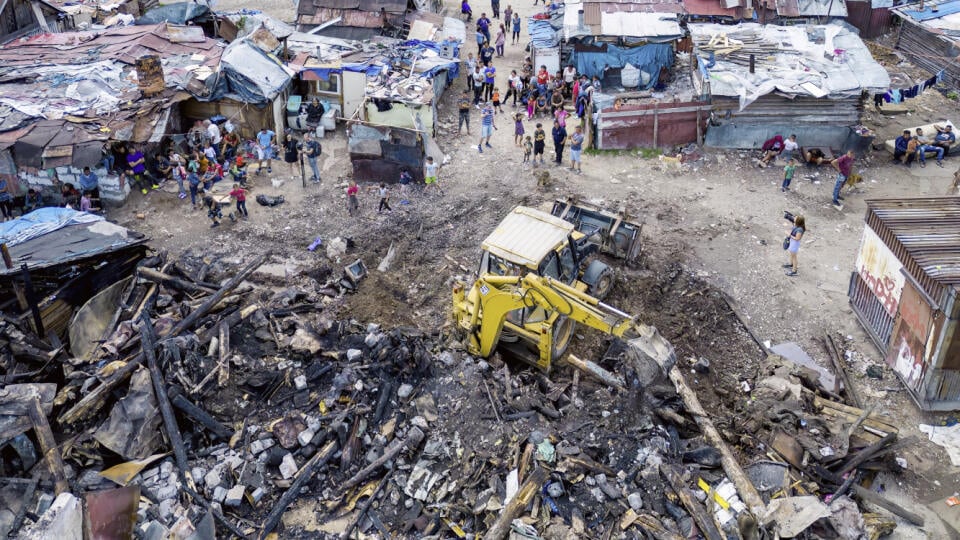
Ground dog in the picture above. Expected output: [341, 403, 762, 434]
[951, 168, 960, 195]
[658, 153, 683, 172]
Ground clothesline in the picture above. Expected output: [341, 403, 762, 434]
[873, 69, 944, 108]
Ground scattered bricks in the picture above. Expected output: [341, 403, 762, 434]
[294, 374, 308, 390]
[410, 415, 429, 430]
[250, 440, 265, 455]
[159, 461, 174, 478]
[628, 492, 644, 512]
[397, 383, 414, 399]
[279, 453, 298, 479]
[346, 349, 363, 362]
[35, 493, 54, 515]
[141, 467, 160, 481]
[204, 467, 223, 490]
[223, 453, 244, 470]
[298, 429, 316, 447]
[437, 351, 456, 367]
[212, 486, 227, 503]
[250, 487, 266, 504]
[224, 485, 245, 507]
[366, 323, 380, 333]
[364, 333, 379, 347]
[157, 499, 176, 521]
[305, 415, 321, 431]
[155, 482, 179, 501]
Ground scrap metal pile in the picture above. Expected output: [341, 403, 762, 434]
[0, 252, 918, 539]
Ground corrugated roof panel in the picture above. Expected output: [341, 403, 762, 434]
[600, 12, 682, 37]
[482, 207, 575, 269]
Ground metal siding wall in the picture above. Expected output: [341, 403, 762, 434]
[596, 102, 708, 149]
[850, 271, 895, 351]
[896, 19, 960, 89]
[846, 2, 891, 39]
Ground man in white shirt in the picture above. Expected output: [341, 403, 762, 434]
[563, 65, 576, 85]
[205, 120, 222, 148]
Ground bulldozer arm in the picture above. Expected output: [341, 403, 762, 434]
[551, 198, 643, 263]
[624, 324, 677, 388]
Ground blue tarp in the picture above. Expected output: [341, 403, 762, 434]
[401, 39, 461, 81]
[0, 208, 103, 247]
[902, 1, 960, 21]
[573, 43, 674, 90]
[136, 2, 210, 25]
[528, 17, 560, 48]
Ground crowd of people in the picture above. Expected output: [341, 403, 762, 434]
[892, 124, 954, 168]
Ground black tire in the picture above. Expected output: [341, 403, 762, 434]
[550, 316, 576, 361]
[589, 267, 615, 300]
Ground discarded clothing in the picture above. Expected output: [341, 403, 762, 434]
[256, 194, 285, 207]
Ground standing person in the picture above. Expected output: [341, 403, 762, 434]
[505, 70, 522, 106]
[526, 91, 536, 120]
[188, 165, 201, 208]
[475, 26, 485, 55]
[461, 0, 472, 21]
[205, 120, 222, 157]
[171, 153, 187, 199]
[424, 156, 443, 195]
[781, 158, 797, 192]
[562, 65, 577, 95]
[480, 41, 495, 67]
[302, 132, 322, 183]
[782, 134, 799, 161]
[374, 182, 392, 213]
[523, 135, 533, 163]
[784, 215, 806, 277]
[478, 102, 496, 153]
[491, 0, 500, 18]
[229, 183, 249, 219]
[255, 127, 275, 175]
[0, 176, 12, 221]
[495, 24, 506, 57]
[554, 106, 568, 128]
[492, 87, 503, 113]
[398, 168, 412, 204]
[458, 90, 472, 135]
[503, 5, 513, 27]
[78, 166, 100, 201]
[222, 129, 239, 161]
[477, 12, 491, 42]
[552, 120, 567, 165]
[472, 65, 485, 105]
[483, 62, 496, 102]
[533, 122, 546, 165]
[464, 53, 478, 90]
[511, 12, 521, 44]
[346, 180, 360, 216]
[283, 133, 299, 177]
[568, 125, 584, 173]
[830, 150, 854, 209]
[514, 112, 525, 145]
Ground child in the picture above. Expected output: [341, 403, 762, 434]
[514, 112, 525, 146]
[172, 157, 188, 199]
[229, 183, 248, 219]
[346, 179, 359, 216]
[424, 156, 442, 195]
[229, 156, 248, 187]
[373, 182, 392, 213]
[398, 168, 412, 204]
[782, 158, 797, 192]
[492, 87, 503, 113]
[533, 123, 546, 165]
[523, 135, 533, 163]
[200, 187, 223, 228]
[23, 188, 42, 213]
[80, 191, 93, 213]
[526, 93, 536, 120]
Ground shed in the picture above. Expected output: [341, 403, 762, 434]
[848, 197, 960, 411]
[893, 1, 960, 89]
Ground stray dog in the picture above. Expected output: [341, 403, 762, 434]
[843, 171, 863, 192]
[658, 153, 683, 172]
[951, 168, 960, 195]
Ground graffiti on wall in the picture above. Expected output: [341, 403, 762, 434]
[855, 227, 905, 318]
[892, 333, 925, 390]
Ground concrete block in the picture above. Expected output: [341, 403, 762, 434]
[55, 167, 70, 175]
[294, 374, 308, 390]
[157, 499, 176, 521]
[224, 485, 245, 507]
[212, 486, 227, 503]
[58, 174, 77, 183]
[297, 428, 315, 447]
[250, 487, 266, 504]
[397, 383, 414, 399]
[347, 349, 363, 362]
[16, 492, 81, 540]
[191, 467, 206, 485]
[279, 453, 298, 479]
[204, 467, 223, 490]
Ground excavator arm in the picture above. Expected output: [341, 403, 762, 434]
[452, 273, 676, 376]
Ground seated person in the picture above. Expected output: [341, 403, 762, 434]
[230, 156, 248, 186]
[78, 166, 100, 201]
[153, 152, 172, 181]
[892, 130, 916, 166]
[221, 130, 240, 161]
[804, 147, 828, 166]
[124, 146, 156, 195]
[23, 188, 43, 213]
[535, 93, 549, 117]
[906, 135, 920, 167]
[60, 183, 80, 208]
[934, 124, 955, 154]
[550, 91, 564, 115]
[915, 127, 945, 168]
[759, 135, 784, 167]
[79, 191, 100, 213]
[305, 98, 325, 127]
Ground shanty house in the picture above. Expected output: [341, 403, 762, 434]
[893, 1, 960, 89]
[295, 0, 407, 40]
[0, 0, 70, 43]
[691, 22, 889, 151]
[849, 198, 960, 411]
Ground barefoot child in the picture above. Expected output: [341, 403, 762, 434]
[514, 112, 525, 145]
[523, 135, 533, 163]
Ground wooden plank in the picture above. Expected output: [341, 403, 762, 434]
[661, 465, 723, 540]
[851, 484, 924, 526]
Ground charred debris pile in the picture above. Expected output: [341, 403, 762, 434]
[0, 253, 917, 539]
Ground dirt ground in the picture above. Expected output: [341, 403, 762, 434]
[106, 3, 960, 536]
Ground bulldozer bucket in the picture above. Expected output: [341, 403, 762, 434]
[623, 324, 677, 388]
[551, 198, 643, 263]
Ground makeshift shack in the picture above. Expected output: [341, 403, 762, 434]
[0, 208, 148, 341]
[691, 22, 890, 150]
[0, 0, 70, 43]
[893, 1, 960, 89]
[347, 123, 425, 184]
[848, 197, 960, 411]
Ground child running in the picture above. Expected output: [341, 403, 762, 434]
[229, 183, 249, 219]
[514, 112, 525, 146]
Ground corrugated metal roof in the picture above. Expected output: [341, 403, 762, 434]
[683, 0, 741, 16]
[482, 207, 575, 269]
[865, 197, 960, 292]
[582, 1, 684, 26]
[600, 12, 682, 37]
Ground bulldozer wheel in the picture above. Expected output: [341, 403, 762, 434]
[551, 316, 576, 361]
[589, 267, 615, 300]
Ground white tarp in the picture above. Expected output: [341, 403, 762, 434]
[691, 22, 891, 110]
[600, 12, 682, 39]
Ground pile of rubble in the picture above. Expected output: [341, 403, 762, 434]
[0, 252, 920, 539]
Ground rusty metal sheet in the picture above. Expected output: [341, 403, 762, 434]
[682, 0, 741, 16]
[596, 101, 708, 149]
[846, 2, 892, 39]
[582, 1, 683, 26]
[84, 485, 140, 540]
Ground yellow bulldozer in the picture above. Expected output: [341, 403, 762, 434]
[453, 199, 672, 376]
